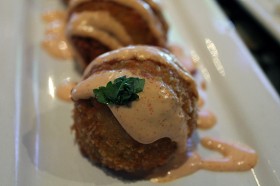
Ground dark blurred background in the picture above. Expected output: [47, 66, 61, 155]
[216, 0, 280, 94]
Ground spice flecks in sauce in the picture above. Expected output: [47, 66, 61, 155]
[67, 11, 131, 49]
[72, 69, 189, 154]
[110, 79, 188, 152]
[70, 44, 257, 182]
[42, 11, 72, 59]
[198, 96, 205, 108]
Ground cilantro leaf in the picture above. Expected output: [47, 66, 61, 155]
[93, 76, 145, 105]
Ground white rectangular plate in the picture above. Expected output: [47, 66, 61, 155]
[1, 0, 280, 185]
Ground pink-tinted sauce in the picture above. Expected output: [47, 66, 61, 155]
[198, 97, 205, 108]
[56, 79, 77, 102]
[69, 0, 165, 45]
[201, 80, 207, 90]
[169, 44, 196, 74]
[171, 43, 217, 130]
[197, 110, 217, 130]
[42, 11, 72, 59]
[197, 88, 207, 109]
[151, 137, 257, 183]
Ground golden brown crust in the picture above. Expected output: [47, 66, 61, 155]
[67, 0, 168, 69]
[72, 53, 198, 174]
[73, 99, 177, 173]
[71, 36, 110, 67]
[70, 1, 162, 44]
[66, 0, 168, 34]
[84, 58, 198, 137]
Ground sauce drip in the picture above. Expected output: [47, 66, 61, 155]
[56, 79, 77, 102]
[201, 80, 207, 90]
[110, 79, 188, 153]
[72, 46, 198, 161]
[151, 137, 257, 183]
[198, 96, 205, 108]
[112, 0, 165, 45]
[72, 69, 189, 154]
[67, 11, 132, 49]
[69, 43, 256, 181]
[197, 110, 217, 129]
[169, 44, 196, 74]
[42, 11, 72, 60]
[197, 88, 207, 108]
[83, 46, 196, 89]
[69, 0, 165, 45]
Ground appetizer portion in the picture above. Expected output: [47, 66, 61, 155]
[44, 1, 258, 183]
[66, 0, 168, 71]
[71, 46, 198, 174]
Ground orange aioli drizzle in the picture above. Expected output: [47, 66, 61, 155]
[41, 11, 73, 59]
[198, 96, 205, 108]
[169, 44, 196, 74]
[151, 137, 258, 183]
[197, 110, 217, 130]
[56, 79, 77, 102]
[201, 80, 207, 90]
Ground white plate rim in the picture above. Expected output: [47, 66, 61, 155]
[1, 0, 280, 185]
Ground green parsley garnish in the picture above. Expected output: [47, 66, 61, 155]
[93, 76, 145, 105]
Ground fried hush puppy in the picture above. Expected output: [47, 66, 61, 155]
[66, 0, 169, 71]
[71, 46, 198, 175]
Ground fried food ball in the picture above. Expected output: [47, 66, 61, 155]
[71, 46, 198, 175]
[67, 0, 168, 70]
[73, 99, 177, 173]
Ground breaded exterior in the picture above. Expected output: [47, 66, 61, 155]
[69, 0, 167, 45]
[84, 59, 198, 137]
[72, 57, 197, 173]
[73, 99, 177, 173]
[68, 0, 168, 68]
[71, 36, 110, 68]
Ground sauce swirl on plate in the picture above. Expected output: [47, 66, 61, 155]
[42, 11, 72, 59]
[152, 137, 257, 183]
